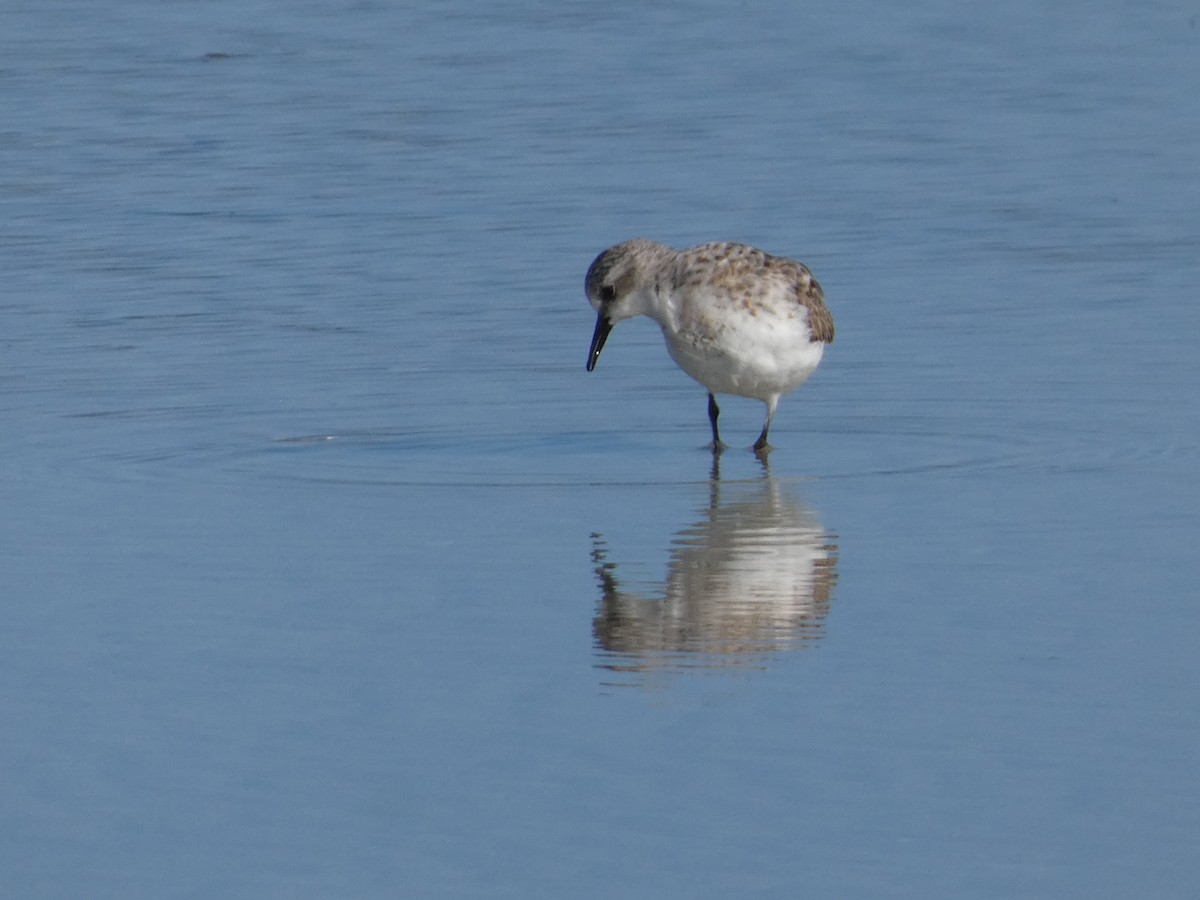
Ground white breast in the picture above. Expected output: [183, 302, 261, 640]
[661, 307, 826, 401]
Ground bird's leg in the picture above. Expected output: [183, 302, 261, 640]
[752, 397, 778, 454]
[707, 392, 725, 452]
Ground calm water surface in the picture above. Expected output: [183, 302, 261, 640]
[3, 1, 1198, 897]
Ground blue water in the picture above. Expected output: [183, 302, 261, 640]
[3, 1, 1198, 897]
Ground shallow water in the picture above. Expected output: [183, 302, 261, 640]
[3, 1, 1199, 897]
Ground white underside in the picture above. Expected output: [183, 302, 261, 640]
[662, 321, 825, 402]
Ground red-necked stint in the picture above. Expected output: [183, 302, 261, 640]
[585, 239, 835, 453]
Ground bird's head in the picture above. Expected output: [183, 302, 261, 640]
[584, 239, 666, 371]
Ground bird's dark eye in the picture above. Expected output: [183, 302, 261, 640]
[600, 285, 616, 303]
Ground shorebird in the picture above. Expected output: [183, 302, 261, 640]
[585, 239, 834, 452]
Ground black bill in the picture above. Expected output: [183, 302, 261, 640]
[586, 314, 613, 372]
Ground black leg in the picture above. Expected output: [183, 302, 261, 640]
[752, 426, 771, 454]
[707, 392, 724, 450]
[753, 397, 778, 454]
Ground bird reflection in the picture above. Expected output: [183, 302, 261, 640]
[591, 457, 838, 681]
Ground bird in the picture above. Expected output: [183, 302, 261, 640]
[584, 238, 834, 453]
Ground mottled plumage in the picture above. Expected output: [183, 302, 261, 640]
[585, 238, 834, 452]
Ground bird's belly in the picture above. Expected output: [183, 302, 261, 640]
[663, 322, 825, 400]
